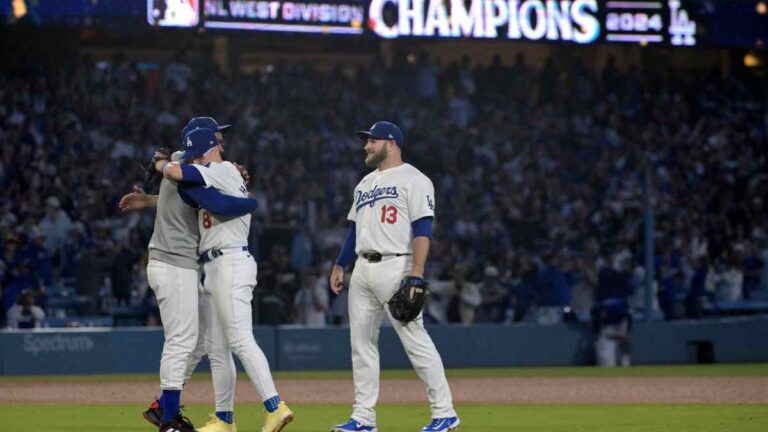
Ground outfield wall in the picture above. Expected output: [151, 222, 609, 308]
[1, 317, 767, 375]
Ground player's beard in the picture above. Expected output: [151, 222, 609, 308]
[365, 145, 387, 168]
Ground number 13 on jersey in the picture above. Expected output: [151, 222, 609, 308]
[380, 205, 398, 224]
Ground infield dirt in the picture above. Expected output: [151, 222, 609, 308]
[2, 376, 767, 405]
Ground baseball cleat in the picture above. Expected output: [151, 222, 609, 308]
[143, 398, 163, 427]
[421, 417, 460, 431]
[158, 413, 196, 432]
[331, 418, 377, 432]
[197, 414, 237, 432]
[262, 401, 293, 432]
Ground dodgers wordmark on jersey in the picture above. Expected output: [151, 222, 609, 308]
[347, 163, 435, 255]
[191, 161, 251, 253]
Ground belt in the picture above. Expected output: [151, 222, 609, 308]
[360, 252, 412, 263]
[201, 246, 248, 263]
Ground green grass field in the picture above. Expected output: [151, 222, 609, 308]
[1, 364, 766, 431]
[0, 404, 765, 432]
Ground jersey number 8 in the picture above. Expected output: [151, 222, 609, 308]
[380, 205, 398, 224]
[202, 211, 212, 229]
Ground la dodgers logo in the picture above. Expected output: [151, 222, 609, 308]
[356, 185, 398, 210]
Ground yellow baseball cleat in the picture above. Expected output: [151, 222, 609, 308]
[196, 414, 237, 432]
[262, 402, 294, 432]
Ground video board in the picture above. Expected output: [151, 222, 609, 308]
[2, 0, 766, 48]
[148, 0, 366, 35]
[145, 0, 702, 45]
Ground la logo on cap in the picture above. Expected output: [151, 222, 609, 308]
[186, 137, 192, 147]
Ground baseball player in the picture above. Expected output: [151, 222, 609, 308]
[155, 127, 294, 432]
[119, 117, 254, 432]
[329, 121, 460, 432]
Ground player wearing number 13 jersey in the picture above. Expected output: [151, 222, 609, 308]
[329, 122, 458, 432]
[158, 127, 293, 432]
[350, 160, 434, 255]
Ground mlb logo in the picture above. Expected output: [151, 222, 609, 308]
[147, 0, 199, 27]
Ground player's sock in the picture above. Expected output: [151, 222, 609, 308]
[263, 395, 281, 413]
[216, 411, 234, 424]
[157, 393, 165, 406]
[161, 390, 181, 423]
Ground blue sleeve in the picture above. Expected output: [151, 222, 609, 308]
[178, 185, 257, 217]
[179, 165, 206, 185]
[411, 216, 433, 239]
[335, 223, 357, 267]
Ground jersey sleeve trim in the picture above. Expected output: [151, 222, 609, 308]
[411, 216, 433, 239]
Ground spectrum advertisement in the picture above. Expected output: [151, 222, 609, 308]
[2, 0, 767, 47]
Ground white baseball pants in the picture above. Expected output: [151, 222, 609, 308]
[203, 250, 278, 402]
[148, 259, 236, 411]
[147, 260, 200, 391]
[186, 282, 237, 412]
[349, 255, 456, 426]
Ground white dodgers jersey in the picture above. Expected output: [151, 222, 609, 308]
[191, 161, 250, 253]
[347, 163, 435, 255]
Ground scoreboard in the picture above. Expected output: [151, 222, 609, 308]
[148, 0, 366, 35]
[145, 0, 763, 47]
[1, 0, 766, 48]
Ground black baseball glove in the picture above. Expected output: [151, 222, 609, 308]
[142, 147, 172, 183]
[388, 276, 430, 323]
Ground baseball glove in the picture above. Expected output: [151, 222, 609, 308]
[142, 147, 172, 183]
[233, 162, 250, 185]
[388, 276, 430, 323]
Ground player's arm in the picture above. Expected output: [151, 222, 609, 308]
[154, 160, 207, 185]
[119, 186, 159, 211]
[410, 217, 433, 278]
[407, 174, 436, 278]
[330, 223, 356, 294]
[178, 184, 258, 217]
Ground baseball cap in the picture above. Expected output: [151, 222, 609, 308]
[356, 121, 404, 147]
[181, 128, 219, 159]
[180, 116, 231, 147]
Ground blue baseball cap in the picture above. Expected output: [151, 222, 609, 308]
[356, 121, 404, 147]
[180, 117, 231, 147]
[181, 128, 219, 159]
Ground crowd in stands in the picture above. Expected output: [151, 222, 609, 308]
[1, 47, 767, 328]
